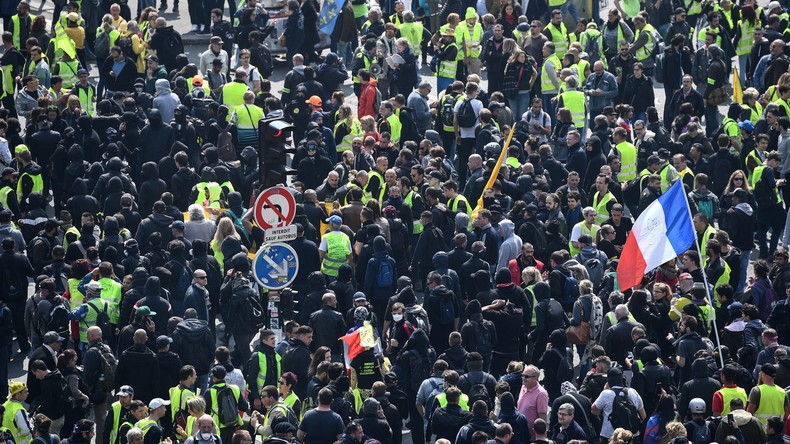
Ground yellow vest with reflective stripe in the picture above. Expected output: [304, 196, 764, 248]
[75, 84, 96, 116]
[435, 392, 470, 410]
[283, 391, 299, 410]
[658, 163, 674, 193]
[698, 224, 717, 267]
[616, 141, 638, 182]
[544, 23, 569, 58]
[399, 22, 423, 55]
[196, 181, 223, 209]
[367, 170, 386, 203]
[736, 20, 757, 56]
[577, 59, 590, 85]
[449, 194, 470, 215]
[558, 90, 586, 129]
[593, 191, 614, 225]
[352, 48, 373, 84]
[753, 384, 786, 425]
[57, 61, 80, 89]
[334, 119, 363, 152]
[79, 298, 108, 344]
[634, 24, 656, 61]
[541, 54, 561, 94]
[438, 42, 459, 79]
[458, 23, 483, 58]
[569, 222, 599, 256]
[255, 351, 282, 396]
[385, 113, 402, 144]
[208, 383, 242, 427]
[169, 385, 197, 421]
[109, 401, 124, 444]
[403, 190, 423, 234]
[11, 14, 36, 49]
[17, 169, 44, 201]
[221, 82, 248, 121]
[718, 386, 747, 416]
[98, 277, 122, 324]
[0, 187, 13, 211]
[321, 231, 351, 277]
[2, 400, 31, 444]
[751, 165, 782, 205]
[135, 419, 157, 437]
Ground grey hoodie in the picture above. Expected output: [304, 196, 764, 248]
[497, 219, 522, 271]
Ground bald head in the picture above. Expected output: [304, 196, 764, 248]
[243, 91, 255, 103]
[155, 17, 166, 27]
[133, 329, 148, 344]
[292, 54, 304, 66]
[87, 326, 102, 342]
[593, 61, 604, 73]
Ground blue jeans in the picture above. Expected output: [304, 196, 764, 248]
[543, 93, 557, 125]
[336, 42, 353, 63]
[561, 0, 580, 22]
[737, 249, 751, 292]
[633, 111, 647, 124]
[509, 92, 531, 123]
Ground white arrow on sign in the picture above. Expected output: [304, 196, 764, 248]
[263, 254, 288, 277]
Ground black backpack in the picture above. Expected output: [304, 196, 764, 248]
[406, 350, 432, 393]
[609, 388, 641, 434]
[86, 300, 113, 341]
[116, 34, 134, 62]
[226, 276, 266, 335]
[45, 296, 71, 340]
[465, 373, 491, 409]
[474, 319, 494, 355]
[165, 261, 192, 302]
[215, 385, 240, 427]
[46, 262, 70, 294]
[159, 32, 184, 68]
[456, 98, 477, 128]
[440, 94, 459, 127]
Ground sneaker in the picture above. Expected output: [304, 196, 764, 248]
[191, 24, 198, 32]
[198, 25, 211, 34]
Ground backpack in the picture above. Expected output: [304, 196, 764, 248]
[583, 33, 601, 63]
[654, 52, 665, 84]
[583, 256, 605, 291]
[521, 221, 547, 259]
[465, 373, 491, 409]
[94, 342, 118, 392]
[46, 263, 69, 294]
[643, 414, 661, 444]
[474, 319, 494, 354]
[609, 388, 641, 434]
[116, 34, 134, 62]
[166, 261, 192, 302]
[376, 258, 394, 287]
[561, 270, 579, 306]
[86, 300, 113, 347]
[269, 401, 299, 427]
[212, 122, 236, 162]
[438, 295, 455, 325]
[406, 351, 433, 393]
[696, 195, 714, 221]
[369, 84, 382, 116]
[689, 420, 712, 444]
[226, 276, 266, 334]
[456, 98, 477, 128]
[94, 31, 111, 62]
[555, 348, 574, 383]
[404, 305, 430, 333]
[440, 94, 459, 127]
[425, 379, 443, 420]
[45, 296, 71, 339]
[159, 32, 185, 66]
[215, 385, 240, 427]
[27, 235, 52, 264]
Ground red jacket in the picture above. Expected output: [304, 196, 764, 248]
[358, 80, 379, 119]
[508, 255, 544, 285]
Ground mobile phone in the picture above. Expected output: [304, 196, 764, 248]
[727, 413, 733, 423]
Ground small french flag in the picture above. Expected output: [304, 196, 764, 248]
[617, 180, 696, 291]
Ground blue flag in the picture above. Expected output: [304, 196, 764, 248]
[318, 0, 343, 35]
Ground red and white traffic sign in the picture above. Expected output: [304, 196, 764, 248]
[254, 186, 296, 229]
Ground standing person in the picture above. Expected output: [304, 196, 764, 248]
[517, 364, 548, 439]
[454, 82, 483, 187]
[540, 42, 562, 123]
[0, 236, 35, 355]
[2, 382, 33, 444]
[591, 367, 647, 441]
[203, 365, 248, 444]
[703, 44, 727, 137]
[82, 326, 114, 444]
[297, 388, 345, 444]
[584, 61, 618, 125]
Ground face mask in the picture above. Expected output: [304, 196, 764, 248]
[199, 433, 214, 441]
[388, 197, 402, 207]
[392, 313, 403, 322]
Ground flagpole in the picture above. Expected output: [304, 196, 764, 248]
[678, 180, 726, 369]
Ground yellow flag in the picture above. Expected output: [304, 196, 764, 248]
[471, 125, 516, 219]
[733, 67, 743, 104]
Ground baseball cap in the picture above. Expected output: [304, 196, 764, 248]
[192, 74, 203, 86]
[211, 365, 227, 379]
[1, 167, 16, 177]
[602, 106, 616, 115]
[67, 11, 80, 21]
[148, 398, 171, 410]
[678, 272, 693, 281]
[326, 215, 342, 225]
[156, 335, 173, 348]
[738, 120, 754, 132]
[353, 291, 367, 301]
[647, 155, 662, 166]
[768, 1, 781, 10]
[210, 36, 223, 45]
[15, 144, 29, 154]
[86, 281, 102, 294]
[8, 381, 26, 398]
[761, 363, 777, 377]
[135, 306, 157, 317]
[77, 68, 89, 76]
[170, 220, 185, 230]
[117, 385, 134, 397]
[674, 6, 686, 14]
[42, 331, 65, 344]
[145, 54, 159, 62]
[732, 188, 748, 199]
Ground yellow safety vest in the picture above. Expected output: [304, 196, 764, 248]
[634, 24, 657, 61]
[17, 169, 44, 202]
[384, 113, 402, 144]
[283, 391, 299, 411]
[403, 190, 423, 234]
[593, 191, 614, 225]
[367, 170, 386, 203]
[439, 93, 461, 132]
[2, 400, 31, 444]
[449, 195, 470, 215]
[718, 386, 747, 416]
[616, 141, 638, 182]
[753, 384, 786, 425]
[98, 277, 122, 324]
[334, 119, 363, 152]
[746, 150, 765, 181]
[11, 14, 36, 49]
[169, 386, 197, 421]
[577, 59, 590, 85]
[255, 351, 282, 396]
[736, 20, 757, 56]
[109, 401, 125, 444]
[352, 48, 373, 84]
[544, 23, 569, 58]
[698, 224, 717, 266]
[580, 29, 607, 68]
[79, 298, 109, 344]
[399, 22, 423, 55]
[57, 61, 80, 89]
[0, 186, 14, 211]
[541, 54, 562, 94]
[74, 83, 96, 116]
[751, 165, 782, 205]
[438, 42, 459, 79]
[134, 419, 157, 437]
[558, 90, 586, 129]
[569, 222, 599, 257]
[457, 23, 483, 58]
[208, 383, 242, 427]
[221, 82, 248, 120]
[321, 231, 351, 277]
[657, 163, 674, 193]
[435, 392, 470, 410]
[196, 181, 223, 209]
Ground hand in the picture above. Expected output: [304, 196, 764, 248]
[162, 438, 172, 444]
[110, 70, 116, 77]
[145, 318, 155, 332]
[436, 203, 447, 212]
[390, 338, 398, 347]
[253, 398, 262, 411]
[176, 426, 185, 437]
[408, 265, 413, 272]
[226, 268, 235, 276]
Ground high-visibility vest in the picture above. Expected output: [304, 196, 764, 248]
[736, 20, 757, 56]
[717, 386, 747, 416]
[221, 82, 248, 120]
[569, 222, 599, 256]
[0, 187, 14, 210]
[634, 24, 657, 61]
[657, 163, 674, 193]
[17, 168, 43, 202]
[282, 391, 299, 411]
[169, 385, 197, 421]
[135, 419, 157, 437]
[187, 78, 212, 95]
[616, 141, 638, 182]
[457, 23, 483, 58]
[390, 13, 403, 26]
[541, 54, 562, 94]
[352, 48, 373, 84]
[577, 58, 590, 85]
[438, 42, 459, 79]
[334, 119, 363, 152]
[746, 149, 765, 181]
[384, 113, 401, 144]
[96, 27, 120, 47]
[751, 165, 782, 206]
[698, 224, 717, 266]
[262, 402, 292, 437]
[449, 194, 470, 215]
[79, 298, 109, 344]
[439, 93, 461, 132]
[753, 384, 786, 425]
[367, 170, 386, 203]
[544, 23, 569, 58]
[74, 83, 96, 116]
[686, 0, 703, 16]
[11, 14, 36, 49]
[399, 22, 423, 55]
[558, 90, 586, 129]
[526, 285, 538, 326]
[2, 400, 31, 444]
[321, 231, 351, 277]
[208, 383, 242, 427]
[57, 60, 80, 90]
[63, 227, 80, 249]
[579, 29, 606, 67]
[255, 351, 282, 395]
[403, 190, 423, 234]
[435, 392, 470, 410]
[593, 191, 614, 225]
[697, 26, 723, 50]
[234, 103, 264, 145]
[109, 401, 125, 444]
[98, 277, 122, 324]
[742, 102, 762, 125]
[196, 181, 223, 209]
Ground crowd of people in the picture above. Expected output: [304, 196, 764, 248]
[2, 0, 790, 443]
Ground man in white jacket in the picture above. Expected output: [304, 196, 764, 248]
[198, 36, 229, 76]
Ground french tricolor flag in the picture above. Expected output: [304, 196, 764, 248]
[617, 180, 696, 291]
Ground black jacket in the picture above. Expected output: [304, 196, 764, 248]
[171, 318, 215, 375]
[0, 250, 35, 303]
[281, 338, 311, 399]
[431, 404, 472, 441]
[116, 343, 160, 403]
[308, 305, 346, 355]
[156, 350, 183, 399]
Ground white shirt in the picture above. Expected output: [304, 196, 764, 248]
[593, 387, 644, 438]
[454, 97, 483, 138]
[242, 64, 261, 89]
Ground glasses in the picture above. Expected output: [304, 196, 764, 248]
[522, 374, 536, 379]
[557, 412, 571, 416]
[196, 275, 207, 279]
[733, 177, 744, 181]
[530, 24, 538, 27]
[241, 56, 250, 60]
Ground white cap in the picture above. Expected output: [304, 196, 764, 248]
[148, 398, 171, 410]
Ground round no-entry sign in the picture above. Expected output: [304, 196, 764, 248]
[254, 186, 296, 229]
